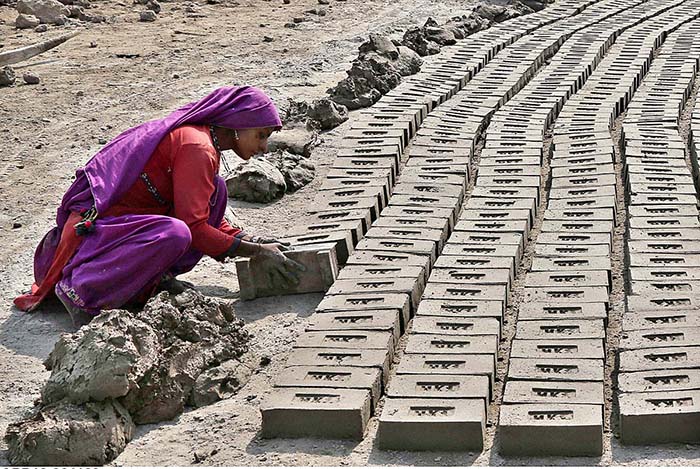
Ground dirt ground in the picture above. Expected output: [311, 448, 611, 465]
[2, 0, 700, 465]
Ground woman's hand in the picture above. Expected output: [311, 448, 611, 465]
[254, 243, 305, 289]
[251, 235, 291, 251]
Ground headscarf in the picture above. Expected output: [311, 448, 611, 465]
[57, 86, 282, 228]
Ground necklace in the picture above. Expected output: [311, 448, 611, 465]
[209, 125, 232, 174]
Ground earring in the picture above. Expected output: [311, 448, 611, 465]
[233, 129, 239, 140]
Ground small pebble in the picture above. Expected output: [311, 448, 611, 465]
[283, 0, 290, 3]
[318, 0, 329, 3]
[23, 72, 40, 85]
[34, 23, 48, 32]
[139, 10, 157, 21]
[76, 90, 85, 97]
[12, 222, 22, 229]
[263, 35, 274, 42]
[98, 138, 107, 144]
[292, 16, 304, 23]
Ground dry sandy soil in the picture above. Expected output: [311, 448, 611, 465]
[2, 0, 700, 465]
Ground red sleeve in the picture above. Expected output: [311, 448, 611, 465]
[219, 218, 244, 237]
[172, 142, 234, 257]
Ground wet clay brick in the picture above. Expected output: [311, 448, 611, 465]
[411, 317, 501, 341]
[392, 182, 464, 204]
[260, 387, 371, 440]
[629, 253, 700, 268]
[531, 257, 611, 275]
[308, 209, 373, 233]
[274, 366, 382, 409]
[502, 380, 604, 405]
[316, 293, 411, 327]
[327, 277, 423, 313]
[236, 243, 339, 300]
[622, 311, 700, 332]
[386, 374, 489, 404]
[429, 268, 512, 297]
[618, 369, 700, 394]
[327, 167, 393, 189]
[364, 226, 445, 252]
[518, 302, 607, 321]
[310, 195, 380, 220]
[628, 204, 699, 218]
[522, 286, 609, 305]
[306, 310, 400, 343]
[627, 267, 700, 282]
[507, 358, 603, 382]
[619, 390, 700, 445]
[627, 294, 700, 312]
[536, 232, 611, 246]
[421, 283, 506, 305]
[619, 346, 700, 373]
[345, 250, 431, 282]
[338, 264, 424, 281]
[405, 334, 498, 358]
[454, 219, 529, 237]
[381, 205, 456, 228]
[294, 330, 395, 352]
[284, 231, 354, 265]
[630, 280, 700, 297]
[540, 220, 614, 235]
[356, 237, 437, 263]
[377, 397, 485, 451]
[627, 240, 700, 254]
[525, 270, 609, 290]
[549, 185, 616, 200]
[470, 186, 539, 203]
[415, 299, 503, 320]
[396, 353, 495, 391]
[499, 403, 602, 456]
[516, 319, 605, 340]
[510, 338, 604, 359]
[619, 327, 700, 351]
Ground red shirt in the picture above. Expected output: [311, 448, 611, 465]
[104, 124, 240, 257]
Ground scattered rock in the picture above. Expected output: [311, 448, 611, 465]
[190, 357, 253, 407]
[5, 399, 135, 466]
[402, 24, 441, 56]
[394, 46, 423, 76]
[15, 13, 40, 28]
[268, 126, 319, 156]
[139, 9, 157, 21]
[66, 4, 81, 17]
[145, 0, 160, 12]
[329, 51, 402, 109]
[424, 24, 456, 46]
[22, 72, 40, 85]
[34, 23, 48, 31]
[16, 0, 70, 24]
[306, 97, 348, 130]
[225, 158, 287, 203]
[318, 0, 328, 3]
[282, 98, 309, 125]
[0, 66, 16, 87]
[267, 150, 316, 191]
[358, 33, 398, 60]
[263, 35, 273, 42]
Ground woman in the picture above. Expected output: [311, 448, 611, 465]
[14, 86, 303, 326]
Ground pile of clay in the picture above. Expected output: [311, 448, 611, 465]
[5, 290, 252, 465]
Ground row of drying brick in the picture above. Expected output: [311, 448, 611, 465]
[370, 0, 647, 451]
[497, 0, 700, 456]
[618, 19, 700, 446]
[258, 0, 598, 439]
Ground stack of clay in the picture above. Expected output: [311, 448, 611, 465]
[260, 0, 602, 443]
[376, 0, 642, 452]
[617, 19, 700, 446]
[499, 0, 700, 455]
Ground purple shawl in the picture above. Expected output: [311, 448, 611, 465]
[57, 86, 282, 228]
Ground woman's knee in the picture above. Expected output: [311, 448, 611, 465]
[162, 218, 192, 254]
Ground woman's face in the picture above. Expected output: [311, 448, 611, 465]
[232, 127, 275, 160]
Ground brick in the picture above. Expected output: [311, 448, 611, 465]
[627, 173, 695, 186]
[387, 193, 461, 220]
[352, 120, 412, 143]
[630, 183, 697, 195]
[236, 243, 339, 300]
[531, 257, 611, 276]
[470, 186, 539, 203]
[377, 398, 485, 451]
[550, 174, 616, 189]
[465, 197, 537, 217]
[306, 310, 400, 343]
[629, 193, 699, 207]
[619, 327, 700, 351]
[345, 250, 431, 285]
[619, 390, 700, 445]
[629, 253, 700, 268]
[507, 358, 603, 382]
[411, 317, 501, 341]
[522, 286, 609, 305]
[622, 311, 700, 332]
[628, 205, 699, 218]
[447, 232, 524, 253]
[307, 209, 373, 234]
[540, 220, 614, 235]
[310, 195, 380, 220]
[478, 175, 541, 188]
[321, 178, 390, 206]
[549, 154, 612, 168]
[549, 185, 616, 200]
[327, 277, 423, 313]
[429, 266, 512, 290]
[459, 208, 532, 231]
[397, 353, 495, 390]
[499, 403, 602, 456]
[398, 168, 467, 188]
[551, 164, 615, 178]
[260, 387, 371, 440]
[316, 293, 411, 327]
[510, 338, 604, 359]
[440, 244, 521, 270]
[381, 205, 456, 228]
[618, 369, 700, 394]
[327, 166, 393, 188]
[628, 228, 700, 241]
[345, 128, 407, 148]
[536, 232, 612, 246]
[627, 240, 700, 254]
[289, 219, 365, 246]
[525, 270, 609, 290]
[392, 182, 464, 203]
[364, 226, 445, 252]
[544, 208, 615, 222]
[518, 302, 607, 321]
[373, 216, 450, 241]
[627, 294, 700, 312]
[338, 264, 424, 282]
[630, 280, 700, 296]
[421, 283, 506, 305]
[619, 346, 700, 372]
[355, 238, 437, 264]
[274, 366, 382, 409]
[415, 299, 503, 320]
[284, 231, 354, 265]
[405, 334, 498, 359]
[479, 165, 541, 178]
[546, 196, 617, 212]
[294, 330, 395, 353]
[386, 374, 489, 404]
[284, 348, 391, 383]
[629, 217, 700, 230]
[516, 319, 605, 340]
[503, 381, 604, 405]
[628, 267, 700, 282]
[454, 219, 529, 236]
